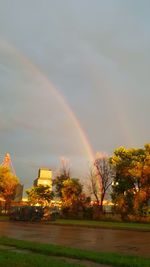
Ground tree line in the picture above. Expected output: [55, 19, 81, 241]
[0, 143, 150, 219]
[110, 144, 150, 219]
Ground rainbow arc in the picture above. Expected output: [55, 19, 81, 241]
[0, 39, 95, 163]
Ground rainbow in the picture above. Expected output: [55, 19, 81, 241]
[87, 56, 134, 147]
[0, 39, 95, 163]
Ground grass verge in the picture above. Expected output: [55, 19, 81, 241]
[50, 219, 150, 231]
[1, 215, 150, 231]
[0, 236, 149, 267]
[0, 248, 83, 267]
[0, 216, 9, 221]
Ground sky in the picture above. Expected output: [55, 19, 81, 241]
[0, 0, 150, 191]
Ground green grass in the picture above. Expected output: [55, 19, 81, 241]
[0, 236, 150, 267]
[1, 214, 149, 231]
[0, 215, 9, 221]
[0, 249, 83, 267]
[50, 219, 150, 231]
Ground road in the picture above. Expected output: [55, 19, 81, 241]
[0, 221, 149, 257]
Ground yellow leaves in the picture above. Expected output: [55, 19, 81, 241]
[133, 190, 147, 212]
[0, 166, 19, 201]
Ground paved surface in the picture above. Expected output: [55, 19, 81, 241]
[0, 221, 149, 257]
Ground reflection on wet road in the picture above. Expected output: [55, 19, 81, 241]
[0, 221, 149, 256]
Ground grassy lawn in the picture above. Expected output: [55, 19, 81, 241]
[0, 215, 9, 221]
[0, 237, 149, 267]
[1, 215, 149, 231]
[0, 249, 83, 267]
[50, 219, 150, 231]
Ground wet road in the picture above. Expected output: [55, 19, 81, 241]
[0, 221, 149, 257]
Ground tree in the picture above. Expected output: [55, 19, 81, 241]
[61, 178, 89, 218]
[26, 185, 54, 206]
[0, 166, 19, 210]
[130, 144, 150, 215]
[53, 158, 71, 198]
[110, 144, 150, 217]
[89, 153, 114, 212]
[62, 178, 83, 204]
[110, 147, 135, 217]
[88, 166, 99, 204]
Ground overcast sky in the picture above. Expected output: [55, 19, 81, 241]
[0, 1, 150, 190]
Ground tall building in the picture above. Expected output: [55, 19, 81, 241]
[34, 168, 52, 190]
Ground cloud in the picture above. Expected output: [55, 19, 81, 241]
[0, 1, 150, 189]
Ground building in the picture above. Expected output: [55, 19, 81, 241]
[14, 184, 24, 202]
[34, 168, 52, 190]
